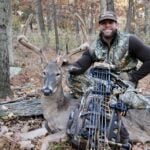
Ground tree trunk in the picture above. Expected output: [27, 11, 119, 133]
[144, 0, 150, 41]
[8, 0, 14, 65]
[124, 0, 134, 33]
[74, 0, 80, 34]
[100, 0, 107, 13]
[100, 0, 115, 13]
[34, 0, 45, 33]
[52, 0, 60, 53]
[47, 1, 53, 31]
[131, 0, 136, 33]
[0, 98, 42, 117]
[89, 3, 94, 34]
[74, 0, 80, 45]
[106, 0, 115, 12]
[0, 0, 12, 99]
[101, 0, 107, 13]
[34, 0, 48, 47]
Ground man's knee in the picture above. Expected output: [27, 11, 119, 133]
[67, 74, 84, 98]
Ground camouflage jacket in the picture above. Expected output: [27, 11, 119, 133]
[90, 32, 138, 72]
[71, 32, 150, 83]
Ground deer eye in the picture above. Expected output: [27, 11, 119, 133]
[43, 71, 46, 77]
[56, 72, 60, 76]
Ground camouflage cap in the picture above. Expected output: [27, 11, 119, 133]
[99, 11, 117, 23]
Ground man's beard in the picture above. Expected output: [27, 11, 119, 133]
[101, 29, 117, 38]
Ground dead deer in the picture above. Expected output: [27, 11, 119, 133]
[17, 34, 89, 150]
[40, 59, 80, 150]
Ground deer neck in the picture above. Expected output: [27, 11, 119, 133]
[56, 84, 66, 108]
[44, 84, 66, 108]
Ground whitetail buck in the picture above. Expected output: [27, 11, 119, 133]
[40, 60, 80, 150]
[17, 33, 89, 150]
[41, 60, 78, 131]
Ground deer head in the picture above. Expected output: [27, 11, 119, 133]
[17, 28, 89, 98]
[41, 61, 62, 96]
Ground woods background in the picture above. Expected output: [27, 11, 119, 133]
[0, 0, 150, 98]
[12, 0, 150, 50]
[0, 1, 150, 149]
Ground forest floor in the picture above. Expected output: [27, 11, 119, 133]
[0, 36, 150, 150]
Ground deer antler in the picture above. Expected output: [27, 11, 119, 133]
[17, 14, 49, 67]
[18, 35, 49, 69]
[74, 13, 88, 42]
[68, 42, 89, 57]
[21, 14, 33, 35]
[18, 34, 89, 71]
[17, 35, 42, 56]
[56, 42, 89, 67]
[17, 14, 89, 68]
[56, 12, 89, 65]
[65, 11, 89, 42]
[18, 34, 88, 67]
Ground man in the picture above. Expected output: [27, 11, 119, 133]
[68, 11, 150, 100]
[67, 11, 150, 148]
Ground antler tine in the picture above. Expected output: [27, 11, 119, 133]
[74, 13, 88, 42]
[21, 14, 33, 36]
[68, 44, 88, 57]
[17, 35, 41, 55]
[17, 35, 48, 68]
[56, 42, 90, 67]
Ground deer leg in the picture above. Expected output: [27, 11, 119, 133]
[41, 131, 67, 150]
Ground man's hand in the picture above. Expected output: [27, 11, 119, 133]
[79, 42, 89, 50]
[93, 62, 115, 69]
[119, 72, 137, 88]
[67, 65, 82, 75]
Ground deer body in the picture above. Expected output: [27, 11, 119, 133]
[40, 62, 78, 149]
[41, 89, 77, 132]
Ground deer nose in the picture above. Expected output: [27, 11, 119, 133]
[42, 87, 53, 96]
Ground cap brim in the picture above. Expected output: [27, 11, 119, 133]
[99, 17, 117, 23]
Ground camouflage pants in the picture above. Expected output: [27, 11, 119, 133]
[66, 73, 92, 98]
[119, 81, 150, 109]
